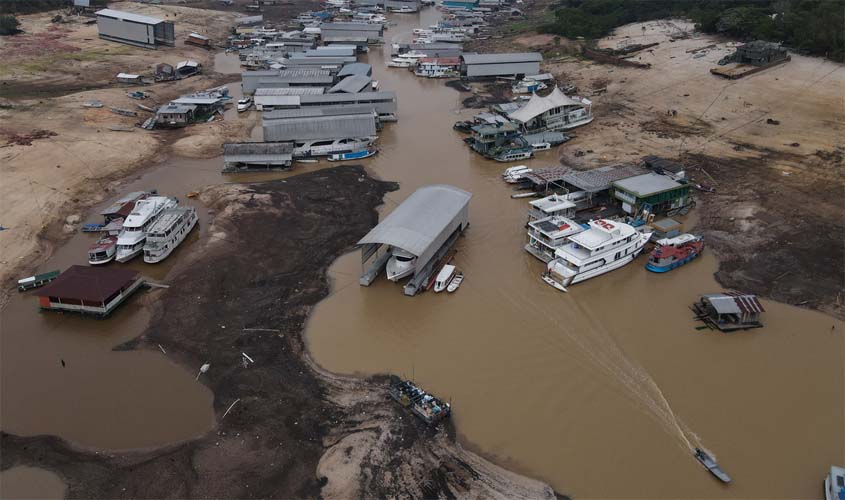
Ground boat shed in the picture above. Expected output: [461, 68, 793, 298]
[242, 70, 281, 94]
[223, 142, 294, 171]
[305, 46, 356, 57]
[265, 68, 335, 88]
[96, 9, 175, 49]
[611, 172, 691, 217]
[328, 74, 372, 93]
[262, 106, 378, 142]
[298, 91, 398, 121]
[287, 54, 358, 66]
[254, 94, 300, 111]
[396, 42, 463, 58]
[358, 185, 471, 296]
[35, 265, 144, 317]
[460, 52, 542, 78]
[320, 22, 383, 43]
[338, 62, 373, 78]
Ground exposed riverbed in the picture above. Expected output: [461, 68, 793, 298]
[304, 9, 845, 499]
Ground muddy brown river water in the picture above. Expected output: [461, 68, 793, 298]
[1, 10, 842, 499]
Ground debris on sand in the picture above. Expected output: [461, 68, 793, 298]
[1, 128, 57, 147]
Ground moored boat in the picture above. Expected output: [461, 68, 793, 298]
[694, 448, 731, 484]
[115, 196, 178, 263]
[645, 233, 704, 273]
[542, 219, 652, 292]
[17, 270, 60, 292]
[386, 247, 417, 281]
[446, 272, 463, 292]
[143, 206, 198, 263]
[88, 235, 118, 265]
[433, 264, 456, 293]
[825, 465, 845, 500]
[327, 148, 378, 162]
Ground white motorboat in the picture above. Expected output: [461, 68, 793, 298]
[293, 137, 375, 157]
[502, 165, 532, 183]
[386, 248, 417, 281]
[387, 58, 413, 68]
[115, 196, 178, 262]
[542, 219, 652, 291]
[143, 206, 198, 263]
[446, 272, 463, 293]
[88, 235, 118, 265]
[433, 264, 455, 293]
[825, 465, 845, 500]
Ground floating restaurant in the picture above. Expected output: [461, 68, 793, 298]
[35, 266, 144, 317]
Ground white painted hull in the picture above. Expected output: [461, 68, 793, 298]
[144, 211, 198, 264]
[543, 233, 650, 292]
[115, 246, 143, 263]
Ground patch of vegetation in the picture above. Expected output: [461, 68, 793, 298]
[541, 0, 844, 62]
[0, 48, 135, 76]
[0, 14, 21, 35]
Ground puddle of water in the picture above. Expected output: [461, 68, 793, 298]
[305, 9, 845, 499]
[0, 466, 65, 500]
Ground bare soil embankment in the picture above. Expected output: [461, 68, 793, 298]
[0, 3, 246, 305]
[1, 166, 557, 499]
[460, 17, 845, 318]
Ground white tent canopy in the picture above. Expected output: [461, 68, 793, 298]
[508, 87, 584, 124]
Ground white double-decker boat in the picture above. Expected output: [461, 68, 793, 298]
[542, 219, 652, 292]
[143, 206, 198, 263]
[115, 196, 178, 262]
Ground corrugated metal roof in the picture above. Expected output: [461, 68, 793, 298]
[255, 87, 325, 96]
[224, 142, 294, 155]
[322, 34, 370, 42]
[338, 62, 373, 77]
[96, 8, 163, 25]
[264, 105, 376, 119]
[320, 22, 383, 32]
[262, 114, 377, 141]
[298, 91, 395, 104]
[358, 185, 471, 270]
[461, 52, 542, 64]
[562, 164, 647, 193]
[612, 173, 682, 197]
[328, 74, 371, 93]
[255, 95, 301, 106]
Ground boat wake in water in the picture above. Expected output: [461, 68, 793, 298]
[499, 285, 703, 455]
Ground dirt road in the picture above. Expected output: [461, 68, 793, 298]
[1, 166, 557, 499]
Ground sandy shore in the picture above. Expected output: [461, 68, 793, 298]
[466, 19, 844, 318]
[0, 3, 243, 306]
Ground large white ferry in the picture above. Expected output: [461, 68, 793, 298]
[542, 219, 652, 291]
[143, 206, 198, 263]
[115, 196, 178, 262]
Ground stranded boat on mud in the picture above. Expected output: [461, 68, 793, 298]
[694, 448, 731, 484]
[542, 219, 651, 292]
[389, 380, 451, 425]
[645, 234, 704, 273]
[327, 148, 377, 162]
[143, 206, 198, 263]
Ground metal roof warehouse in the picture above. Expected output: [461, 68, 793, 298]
[460, 52, 542, 77]
[96, 9, 175, 49]
[223, 142, 294, 172]
[262, 106, 378, 142]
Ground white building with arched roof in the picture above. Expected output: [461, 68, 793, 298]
[508, 87, 593, 132]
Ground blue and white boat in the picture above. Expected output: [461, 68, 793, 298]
[327, 148, 378, 162]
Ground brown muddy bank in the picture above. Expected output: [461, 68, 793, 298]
[1, 166, 557, 499]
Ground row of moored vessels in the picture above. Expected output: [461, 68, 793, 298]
[87, 191, 198, 265]
[512, 170, 705, 291]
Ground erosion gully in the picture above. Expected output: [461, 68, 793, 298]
[2, 9, 842, 499]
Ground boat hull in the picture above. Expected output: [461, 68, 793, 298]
[543, 232, 650, 291]
[144, 211, 198, 264]
[645, 251, 701, 272]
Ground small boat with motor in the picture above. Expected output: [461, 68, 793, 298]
[645, 234, 704, 273]
[447, 272, 463, 293]
[694, 448, 731, 484]
[88, 235, 118, 265]
[327, 148, 377, 162]
[531, 142, 551, 151]
[386, 247, 417, 281]
[433, 264, 456, 293]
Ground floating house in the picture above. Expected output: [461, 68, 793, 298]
[460, 52, 542, 78]
[358, 185, 471, 296]
[415, 57, 461, 78]
[693, 293, 765, 332]
[642, 155, 686, 180]
[611, 172, 691, 218]
[96, 9, 174, 49]
[223, 142, 294, 172]
[525, 215, 584, 263]
[507, 87, 593, 132]
[155, 103, 197, 128]
[468, 122, 530, 160]
[35, 266, 144, 317]
[185, 32, 211, 47]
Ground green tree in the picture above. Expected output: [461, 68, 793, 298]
[0, 14, 20, 35]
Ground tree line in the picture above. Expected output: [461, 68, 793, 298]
[541, 0, 844, 62]
[1, 0, 108, 15]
